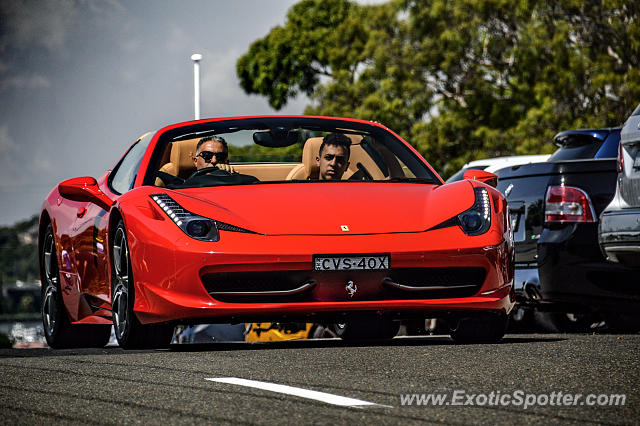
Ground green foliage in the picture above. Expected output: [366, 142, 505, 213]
[0, 215, 39, 285]
[237, 0, 640, 178]
[237, 0, 372, 110]
[0, 332, 13, 348]
[229, 142, 302, 163]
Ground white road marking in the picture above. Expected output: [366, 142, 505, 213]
[205, 377, 392, 408]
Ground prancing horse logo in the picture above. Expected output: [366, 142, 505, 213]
[345, 280, 357, 297]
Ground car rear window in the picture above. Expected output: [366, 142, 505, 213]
[594, 130, 621, 158]
[548, 129, 620, 161]
[548, 142, 604, 161]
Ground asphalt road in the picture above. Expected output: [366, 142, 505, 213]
[0, 333, 638, 425]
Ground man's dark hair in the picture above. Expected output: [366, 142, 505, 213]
[196, 135, 228, 153]
[319, 133, 351, 158]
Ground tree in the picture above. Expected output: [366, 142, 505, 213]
[236, 0, 374, 111]
[237, 0, 640, 177]
[0, 215, 39, 285]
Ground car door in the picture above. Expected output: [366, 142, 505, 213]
[66, 133, 153, 320]
[70, 194, 113, 314]
[620, 104, 640, 208]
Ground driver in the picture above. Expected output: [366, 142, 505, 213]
[316, 133, 351, 180]
[193, 136, 236, 173]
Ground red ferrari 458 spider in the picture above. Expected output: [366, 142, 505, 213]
[39, 116, 514, 348]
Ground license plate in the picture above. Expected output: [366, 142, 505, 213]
[314, 254, 390, 271]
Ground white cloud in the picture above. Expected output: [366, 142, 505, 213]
[1, 0, 77, 52]
[1, 0, 125, 54]
[0, 124, 18, 155]
[120, 38, 142, 54]
[200, 48, 242, 99]
[31, 156, 54, 174]
[166, 25, 192, 54]
[1, 74, 51, 91]
[85, 0, 126, 17]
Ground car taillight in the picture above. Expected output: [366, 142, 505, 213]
[544, 186, 595, 223]
[617, 142, 624, 173]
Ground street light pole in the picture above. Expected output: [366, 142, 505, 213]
[191, 53, 202, 120]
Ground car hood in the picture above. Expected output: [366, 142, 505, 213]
[169, 181, 475, 236]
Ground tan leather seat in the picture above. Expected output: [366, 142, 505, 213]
[286, 134, 400, 181]
[285, 137, 323, 180]
[347, 141, 386, 180]
[154, 139, 199, 186]
[347, 137, 404, 180]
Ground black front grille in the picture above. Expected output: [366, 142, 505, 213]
[384, 267, 486, 299]
[202, 271, 314, 302]
[201, 266, 486, 303]
[389, 267, 485, 288]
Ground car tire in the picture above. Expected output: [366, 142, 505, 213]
[533, 311, 595, 333]
[331, 317, 399, 341]
[604, 313, 640, 333]
[41, 223, 111, 348]
[308, 324, 336, 339]
[111, 220, 173, 349]
[449, 313, 508, 344]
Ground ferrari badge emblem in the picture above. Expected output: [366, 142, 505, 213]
[346, 280, 358, 297]
[341, 225, 350, 231]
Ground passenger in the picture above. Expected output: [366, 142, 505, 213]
[316, 133, 351, 180]
[193, 136, 236, 173]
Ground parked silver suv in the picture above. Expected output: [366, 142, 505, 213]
[599, 103, 640, 268]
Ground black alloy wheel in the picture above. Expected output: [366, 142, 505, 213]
[111, 220, 173, 349]
[41, 223, 110, 348]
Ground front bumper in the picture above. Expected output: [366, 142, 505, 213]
[128, 225, 515, 324]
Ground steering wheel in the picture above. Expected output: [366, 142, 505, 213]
[187, 166, 230, 179]
[348, 163, 374, 181]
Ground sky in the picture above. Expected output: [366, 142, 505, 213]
[0, 0, 316, 226]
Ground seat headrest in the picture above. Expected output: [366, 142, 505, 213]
[345, 134, 363, 145]
[302, 137, 323, 179]
[170, 138, 199, 178]
[302, 134, 364, 179]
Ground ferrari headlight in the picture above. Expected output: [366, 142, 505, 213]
[151, 194, 219, 242]
[458, 187, 491, 236]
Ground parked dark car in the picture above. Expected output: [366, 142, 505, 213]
[597, 105, 640, 331]
[446, 155, 550, 183]
[495, 127, 640, 331]
[599, 104, 640, 268]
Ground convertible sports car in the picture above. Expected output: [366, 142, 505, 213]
[39, 116, 514, 348]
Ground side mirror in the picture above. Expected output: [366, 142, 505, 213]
[58, 177, 114, 210]
[462, 169, 498, 188]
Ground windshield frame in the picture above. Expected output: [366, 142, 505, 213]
[141, 116, 442, 188]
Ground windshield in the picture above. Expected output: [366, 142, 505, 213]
[146, 117, 439, 189]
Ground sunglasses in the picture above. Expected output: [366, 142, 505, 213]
[197, 150, 228, 163]
[322, 154, 347, 163]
